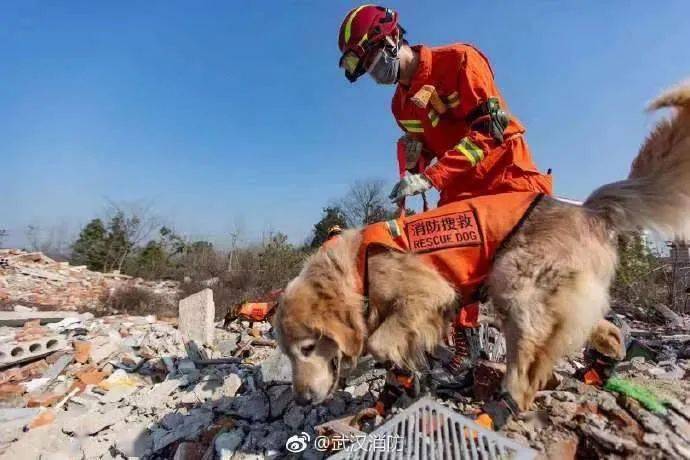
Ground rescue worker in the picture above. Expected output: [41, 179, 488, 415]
[337, 5, 554, 427]
[337, 5, 553, 206]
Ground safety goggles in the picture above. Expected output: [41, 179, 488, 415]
[339, 46, 381, 83]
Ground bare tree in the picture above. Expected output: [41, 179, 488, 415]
[227, 231, 240, 273]
[227, 218, 246, 272]
[102, 201, 160, 272]
[337, 179, 395, 227]
[25, 223, 73, 260]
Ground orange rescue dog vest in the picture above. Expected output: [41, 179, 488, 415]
[355, 192, 542, 305]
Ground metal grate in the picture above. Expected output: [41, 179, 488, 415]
[330, 398, 536, 460]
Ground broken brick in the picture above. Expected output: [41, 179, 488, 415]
[473, 360, 506, 402]
[605, 405, 645, 442]
[576, 400, 600, 417]
[73, 340, 91, 364]
[173, 442, 205, 460]
[69, 380, 87, 395]
[0, 359, 49, 386]
[27, 410, 55, 429]
[546, 437, 578, 460]
[75, 368, 107, 385]
[0, 368, 23, 385]
[15, 326, 47, 342]
[0, 383, 25, 399]
[26, 391, 64, 408]
[0, 249, 178, 312]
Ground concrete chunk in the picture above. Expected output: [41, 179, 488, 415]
[178, 289, 215, 346]
[177, 358, 197, 374]
[222, 373, 242, 398]
[0, 311, 81, 327]
[0, 408, 40, 423]
[152, 409, 213, 451]
[233, 392, 269, 422]
[131, 378, 183, 410]
[259, 349, 292, 384]
[215, 429, 245, 460]
[0, 336, 68, 368]
[61, 406, 131, 436]
[113, 421, 153, 458]
[3, 423, 81, 460]
[89, 335, 121, 364]
[267, 385, 292, 418]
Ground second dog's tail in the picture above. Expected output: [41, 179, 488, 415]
[584, 80, 690, 239]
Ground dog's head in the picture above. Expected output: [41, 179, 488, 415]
[274, 238, 366, 405]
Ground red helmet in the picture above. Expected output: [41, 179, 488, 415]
[338, 5, 401, 82]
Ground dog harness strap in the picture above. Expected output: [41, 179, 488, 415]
[491, 193, 545, 263]
[385, 219, 402, 238]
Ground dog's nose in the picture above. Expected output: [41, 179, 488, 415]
[294, 390, 313, 406]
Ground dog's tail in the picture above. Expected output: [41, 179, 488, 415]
[584, 80, 690, 239]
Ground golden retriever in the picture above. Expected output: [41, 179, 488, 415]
[275, 80, 690, 412]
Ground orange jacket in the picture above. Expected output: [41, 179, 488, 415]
[392, 44, 552, 205]
[352, 192, 542, 305]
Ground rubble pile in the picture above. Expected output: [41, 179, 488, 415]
[0, 300, 382, 459]
[0, 249, 179, 313]
[499, 330, 690, 459]
[0, 263, 688, 458]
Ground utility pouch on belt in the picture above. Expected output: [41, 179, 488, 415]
[467, 97, 509, 143]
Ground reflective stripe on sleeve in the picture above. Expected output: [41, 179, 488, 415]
[399, 119, 424, 133]
[454, 137, 484, 166]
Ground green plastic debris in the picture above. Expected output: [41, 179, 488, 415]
[605, 377, 667, 414]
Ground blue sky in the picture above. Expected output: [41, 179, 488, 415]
[3, 1, 690, 248]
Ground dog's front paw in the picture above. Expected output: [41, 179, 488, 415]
[367, 332, 396, 364]
[367, 323, 410, 368]
[589, 319, 625, 360]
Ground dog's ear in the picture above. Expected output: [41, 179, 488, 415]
[323, 310, 366, 358]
